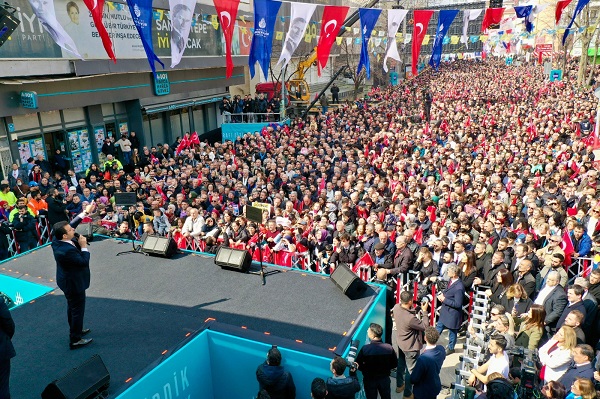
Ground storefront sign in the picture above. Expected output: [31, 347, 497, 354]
[20, 91, 38, 109]
[153, 72, 170, 96]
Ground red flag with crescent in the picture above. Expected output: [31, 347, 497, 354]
[213, 0, 241, 78]
[481, 8, 505, 32]
[83, 0, 116, 62]
[316, 5, 350, 76]
[411, 10, 434, 76]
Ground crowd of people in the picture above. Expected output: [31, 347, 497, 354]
[2, 55, 600, 398]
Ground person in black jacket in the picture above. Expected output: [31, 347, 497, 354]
[330, 83, 340, 104]
[326, 356, 360, 399]
[0, 221, 12, 261]
[12, 206, 38, 252]
[355, 323, 398, 399]
[256, 346, 296, 399]
[0, 298, 15, 399]
[46, 188, 69, 226]
[329, 234, 358, 268]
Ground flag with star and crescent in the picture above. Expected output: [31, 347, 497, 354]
[356, 8, 382, 80]
[213, 0, 242, 78]
[411, 10, 434, 76]
[316, 5, 350, 76]
[429, 9, 458, 70]
[248, 0, 282, 80]
[83, 0, 116, 62]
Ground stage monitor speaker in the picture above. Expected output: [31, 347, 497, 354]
[141, 235, 178, 258]
[75, 223, 94, 242]
[41, 354, 110, 399]
[215, 247, 252, 272]
[113, 192, 137, 207]
[0, 8, 20, 48]
[330, 264, 368, 300]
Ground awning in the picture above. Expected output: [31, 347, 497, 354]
[142, 95, 225, 114]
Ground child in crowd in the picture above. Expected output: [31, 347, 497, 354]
[152, 208, 171, 236]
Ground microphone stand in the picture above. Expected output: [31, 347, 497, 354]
[116, 230, 147, 256]
[248, 232, 266, 285]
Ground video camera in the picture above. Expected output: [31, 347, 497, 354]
[507, 346, 539, 399]
[345, 340, 360, 369]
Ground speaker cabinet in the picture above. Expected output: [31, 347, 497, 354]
[330, 264, 368, 300]
[214, 247, 252, 272]
[75, 223, 94, 242]
[141, 235, 178, 258]
[41, 354, 110, 399]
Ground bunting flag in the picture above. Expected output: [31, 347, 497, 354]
[316, 5, 350, 76]
[83, 0, 116, 62]
[169, 0, 197, 68]
[556, 0, 573, 25]
[563, 0, 590, 46]
[481, 8, 505, 32]
[514, 5, 534, 33]
[429, 10, 458, 70]
[412, 10, 434, 76]
[213, 0, 241, 78]
[356, 8, 382, 79]
[28, 0, 82, 58]
[461, 9, 482, 48]
[126, 0, 163, 75]
[248, 0, 282, 80]
[277, 3, 316, 69]
[383, 9, 408, 72]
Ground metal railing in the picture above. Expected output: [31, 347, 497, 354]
[221, 112, 283, 123]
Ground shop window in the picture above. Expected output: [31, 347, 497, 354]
[40, 110, 62, 126]
[11, 113, 40, 133]
[62, 108, 86, 124]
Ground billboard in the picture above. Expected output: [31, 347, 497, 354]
[0, 0, 227, 60]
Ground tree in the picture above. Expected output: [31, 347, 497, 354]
[335, 39, 366, 99]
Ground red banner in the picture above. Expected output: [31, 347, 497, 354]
[412, 10, 434, 76]
[213, 0, 241, 78]
[316, 5, 350, 76]
[556, 0, 573, 25]
[481, 8, 505, 32]
[83, 0, 116, 62]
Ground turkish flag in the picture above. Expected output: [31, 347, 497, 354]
[213, 0, 241, 78]
[352, 252, 374, 273]
[562, 229, 575, 266]
[83, 0, 116, 62]
[412, 10, 434, 76]
[556, 0, 573, 25]
[190, 131, 200, 145]
[481, 8, 505, 32]
[316, 5, 350, 76]
[414, 226, 423, 245]
[427, 205, 436, 222]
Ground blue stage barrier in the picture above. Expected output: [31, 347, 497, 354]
[0, 274, 53, 308]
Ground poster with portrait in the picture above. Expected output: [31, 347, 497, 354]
[119, 122, 129, 135]
[18, 140, 33, 165]
[94, 127, 105, 154]
[68, 129, 92, 172]
[79, 129, 90, 150]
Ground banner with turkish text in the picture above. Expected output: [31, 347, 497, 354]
[429, 9, 458, 70]
[412, 10, 434, 76]
[248, 0, 282, 80]
[357, 8, 382, 79]
[169, 0, 196, 67]
[213, 0, 241, 78]
[383, 9, 408, 72]
[82, 0, 116, 62]
[316, 5, 350, 76]
[277, 2, 316, 69]
[126, 0, 164, 75]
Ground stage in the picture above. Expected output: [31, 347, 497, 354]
[2, 237, 380, 398]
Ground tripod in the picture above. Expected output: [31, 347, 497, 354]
[116, 231, 147, 256]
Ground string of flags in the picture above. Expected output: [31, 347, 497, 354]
[24, 0, 596, 79]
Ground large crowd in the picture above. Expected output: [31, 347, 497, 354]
[2, 56, 600, 398]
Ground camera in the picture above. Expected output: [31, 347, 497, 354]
[507, 346, 539, 398]
[345, 340, 360, 368]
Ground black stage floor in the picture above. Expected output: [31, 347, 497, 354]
[1, 237, 377, 398]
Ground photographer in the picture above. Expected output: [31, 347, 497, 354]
[325, 356, 360, 399]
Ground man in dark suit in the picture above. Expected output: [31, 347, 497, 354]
[556, 284, 587, 331]
[389, 236, 414, 275]
[533, 271, 567, 334]
[513, 260, 536, 300]
[473, 251, 507, 288]
[6, 163, 27, 189]
[410, 326, 446, 399]
[51, 221, 93, 349]
[435, 264, 465, 355]
[558, 344, 595, 392]
[355, 323, 397, 399]
[0, 299, 15, 399]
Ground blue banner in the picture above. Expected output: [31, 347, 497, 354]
[514, 5, 534, 33]
[429, 9, 458, 70]
[126, 0, 164, 75]
[248, 0, 282, 80]
[563, 0, 591, 46]
[356, 8, 382, 80]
